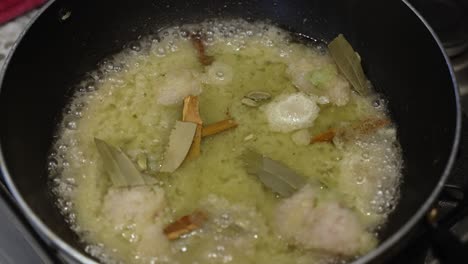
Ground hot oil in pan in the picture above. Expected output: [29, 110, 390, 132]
[48, 19, 403, 264]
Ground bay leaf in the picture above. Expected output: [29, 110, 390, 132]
[94, 138, 146, 187]
[160, 121, 197, 173]
[242, 150, 307, 197]
[328, 34, 369, 95]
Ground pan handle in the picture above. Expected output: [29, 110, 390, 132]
[427, 207, 468, 263]
[429, 113, 468, 263]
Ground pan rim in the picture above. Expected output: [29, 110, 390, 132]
[0, 0, 461, 263]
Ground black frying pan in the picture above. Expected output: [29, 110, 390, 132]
[0, 0, 463, 263]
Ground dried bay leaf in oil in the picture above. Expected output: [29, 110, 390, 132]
[94, 138, 146, 187]
[160, 121, 197, 173]
[328, 34, 370, 95]
[242, 150, 307, 197]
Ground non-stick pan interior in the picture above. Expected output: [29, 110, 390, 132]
[0, 0, 459, 262]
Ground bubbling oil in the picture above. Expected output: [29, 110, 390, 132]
[50, 19, 403, 264]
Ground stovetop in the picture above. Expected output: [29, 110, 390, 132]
[0, 1, 468, 263]
[0, 183, 54, 263]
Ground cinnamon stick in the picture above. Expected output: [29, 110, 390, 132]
[183, 96, 203, 160]
[202, 119, 238, 137]
[163, 210, 207, 240]
[310, 129, 337, 144]
[355, 118, 390, 135]
[310, 118, 390, 144]
[190, 34, 214, 66]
